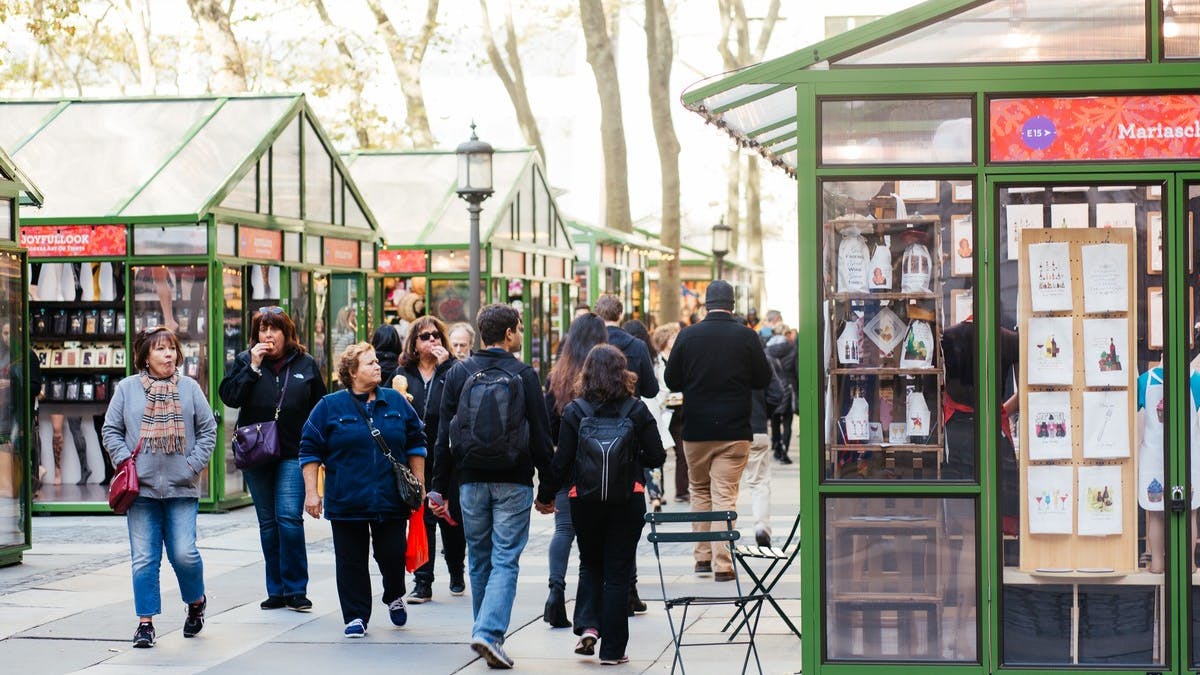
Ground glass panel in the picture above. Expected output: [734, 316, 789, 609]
[822, 179, 975, 481]
[517, 181, 533, 241]
[826, 496, 976, 661]
[529, 281, 544, 375]
[133, 224, 207, 256]
[312, 273, 330, 387]
[1187, 181, 1200, 669]
[248, 265, 281, 304]
[284, 232, 302, 262]
[333, 171, 343, 225]
[360, 240, 374, 271]
[220, 164, 258, 214]
[271, 117, 301, 220]
[0, 252, 26, 543]
[220, 266, 245, 498]
[346, 193, 370, 230]
[306, 235, 321, 264]
[216, 223, 236, 256]
[1165, 0, 1200, 58]
[344, 153, 456, 242]
[303, 120, 333, 224]
[424, 152, 528, 245]
[0, 101, 59, 149]
[382, 276, 424, 325]
[328, 275, 358, 390]
[837, 0, 1146, 65]
[431, 248, 471, 273]
[124, 98, 293, 217]
[0, 199, 11, 241]
[290, 270, 311, 355]
[430, 279, 471, 325]
[534, 171, 550, 244]
[822, 99, 972, 165]
[259, 153, 270, 213]
[997, 183, 1162, 668]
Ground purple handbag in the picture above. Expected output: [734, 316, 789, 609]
[232, 365, 291, 470]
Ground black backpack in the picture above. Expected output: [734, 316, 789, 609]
[572, 398, 639, 503]
[450, 358, 530, 470]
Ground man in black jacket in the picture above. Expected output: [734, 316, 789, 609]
[664, 280, 771, 581]
[594, 294, 659, 399]
[767, 328, 798, 463]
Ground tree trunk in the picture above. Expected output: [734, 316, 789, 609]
[726, 150, 741, 256]
[745, 157, 764, 311]
[185, 0, 247, 92]
[579, 0, 631, 232]
[645, 0, 680, 325]
[367, 0, 438, 148]
[111, 0, 156, 94]
[479, 0, 545, 164]
[309, 0, 369, 147]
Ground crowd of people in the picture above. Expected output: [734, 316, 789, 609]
[99, 282, 798, 669]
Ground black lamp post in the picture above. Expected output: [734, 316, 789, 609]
[455, 123, 494, 328]
[711, 217, 732, 280]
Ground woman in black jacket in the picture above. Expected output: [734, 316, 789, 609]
[395, 315, 464, 604]
[371, 324, 403, 387]
[218, 307, 326, 611]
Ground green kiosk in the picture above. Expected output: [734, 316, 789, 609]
[566, 220, 671, 321]
[640, 235, 759, 326]
[684, 0, 1200, 672]
[0, 95, 379, 512]
[344, 148, 574, 378]
[0, 146, 40, 565]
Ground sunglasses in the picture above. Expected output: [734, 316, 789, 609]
[416, 331, 441, 342]
[257, 306, 284, 315]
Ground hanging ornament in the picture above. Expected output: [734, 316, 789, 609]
[900, 242, 932, 293]
[837, 230, 870, 293]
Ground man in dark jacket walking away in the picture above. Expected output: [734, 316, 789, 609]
[429, 304, 555, 670]
[594, 294, 659, 400]
[767, 327, 798, 463]
[665, 280, 771, 581]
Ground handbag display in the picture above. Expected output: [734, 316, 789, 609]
[108, 439, 142, 514]
[231, 365, 291, 470]
[352, 394, 424, 511]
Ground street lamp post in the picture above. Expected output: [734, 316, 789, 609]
[711, 217, 732, 280]
[455, 123, 494, 329]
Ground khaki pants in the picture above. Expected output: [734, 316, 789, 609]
[684, 439, 750, 573]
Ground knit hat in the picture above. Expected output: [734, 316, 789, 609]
[705, 280, 735, 311]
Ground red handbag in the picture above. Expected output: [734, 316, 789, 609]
[108, 439, 143, 515]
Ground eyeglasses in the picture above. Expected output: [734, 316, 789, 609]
[257, 306, 284, 315]
[416, 331, 440, 342]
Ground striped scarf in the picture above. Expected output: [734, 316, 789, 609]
[139, 370, 185, 455]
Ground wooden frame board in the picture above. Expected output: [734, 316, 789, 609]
[896, 180, 938, 202]
[952, 182, 973, 203]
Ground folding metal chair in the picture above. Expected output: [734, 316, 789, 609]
[645, 510, 764, 675]
[724, 511, 802, 639]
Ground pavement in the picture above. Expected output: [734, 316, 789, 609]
[0, 452, 802, 674]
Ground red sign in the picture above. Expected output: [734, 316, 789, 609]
[377, 248, 426, 274]
[323, 238, 361, 268]
[20, 225, 127, 258]
[238, 226, 282, 260]
[991, 94, 1200, 162]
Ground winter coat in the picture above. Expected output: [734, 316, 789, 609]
[219, 349, 326, 460]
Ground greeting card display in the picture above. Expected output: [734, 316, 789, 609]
[1082, 390, 1131, 459]
[1083, 318, 1129, 387]
[1026, 391, 1072, 460]
[837, 230, 870, 293]
[1027, 465, 1074, 535]
[1027, 242, 1073, 312]
[1080, 243, 1129, 314]
[1077, 465, 1123, 536]
[1026, 317, 1074, 385]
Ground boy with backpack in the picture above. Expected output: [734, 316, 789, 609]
[429, 304, 554, 670]
[534, 344, 666, 665]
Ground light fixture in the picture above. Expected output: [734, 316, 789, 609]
[711, 217, 732, 280]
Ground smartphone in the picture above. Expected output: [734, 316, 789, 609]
[427, 491, 458, 527]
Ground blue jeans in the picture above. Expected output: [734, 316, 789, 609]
[548, 486, 574, 592]
[459, 482, 533, 646]
[243, 458, 308, 597]
[127, 497, 205, 617]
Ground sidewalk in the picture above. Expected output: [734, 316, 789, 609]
[0, 456, 802, 674]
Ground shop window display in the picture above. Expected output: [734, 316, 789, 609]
[221, 266, 244, 497]
[0, 252, 26, 544]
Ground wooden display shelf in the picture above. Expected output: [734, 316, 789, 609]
[832, 443, 941, 452]
[31, 300, 124, 309]
[831, 367, 942, 376]
[830, 291, 939, 302]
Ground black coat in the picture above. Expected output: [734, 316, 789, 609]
[664, 312, 771, 442]
[219, 349, 327, 459]
[607, 326, 659, 399]
[397, 357, 457, 484]
[767, 339, 798, 402]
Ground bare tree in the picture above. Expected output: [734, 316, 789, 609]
[645, 0, 680, 324]
[109, 0, 155, 93]
[309, 0, 370, 147]
[366, 0, 438, 148]
[579, 0, 631, 232]
[480, 0, 546, 164]
[185, 0, 248, 92]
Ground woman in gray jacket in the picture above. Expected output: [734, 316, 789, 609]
[103, 327, 217, 649]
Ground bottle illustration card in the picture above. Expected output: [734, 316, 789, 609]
[1080, 243, 1129, 314]
[1027, 465, 1074, 534]
[1081, 389, 1131, 459]
[1083, 318, 1130, 387]
[1027, 242, 1073, 313]
[1077, 465, 1123, 536]
[1006, 203, 1044, 260]
[1027, 317, 1074, 385]
[1050, 202, 1089, 229]
[1026, 391, 1073, 460]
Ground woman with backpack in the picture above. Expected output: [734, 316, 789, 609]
[535, 344, 666, 665]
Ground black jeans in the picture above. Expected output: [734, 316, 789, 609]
[570, 494, 647, 660]
[330, 518, 407, 625]
[414, 495, 466, 584]
[770, 412, 793, 452]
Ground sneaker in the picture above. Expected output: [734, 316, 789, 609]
[407, 580, 432, 604]
[755, 530, 772, 547]
[388, 597, 408, 626]
[694, 561, 712, 574]
[471, 637, 515, 669]
[132, 621, 155, 648]
[344, 618, 367, 638]
[260, 595, 286, 610]
[574, 628, 599, 655]
[449, 573, 466, 596]
[286, 594, 312, 612]
[600, 655, 630, 665]
[183, 596, 206, 637]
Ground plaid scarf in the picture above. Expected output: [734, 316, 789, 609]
[139, 370, 185, 455]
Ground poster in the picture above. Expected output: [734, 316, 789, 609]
[1027, 242, 1073, 312]
[1096, 202, 1137, 229]
[951, 215, 973, 277]
[1083, 318, 1130, 386]
[1028, 465, 1074, 535]
[1080, 242, 1129, 313]
[1082, 390, 1132, 459]
[1027, 317, 1075, 385]
[1007, 203, 1043, 260]
[1050, 203, 1089, 229]
[1077, 465, 1123, 536]
[1027, 391, 1073, 460]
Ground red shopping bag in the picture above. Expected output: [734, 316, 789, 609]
[406, 505, 430, 572]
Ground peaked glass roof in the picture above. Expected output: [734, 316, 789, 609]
[0, 144, 43, 207]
